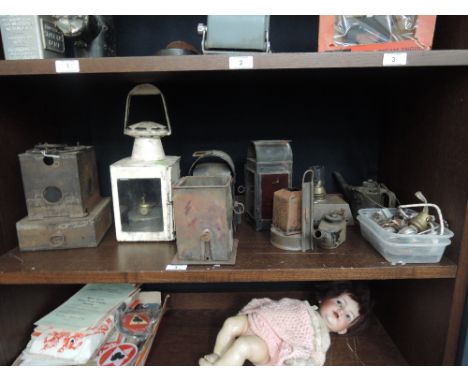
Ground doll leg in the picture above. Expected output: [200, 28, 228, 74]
[213, 315, 249, 356]
[209, 335, 270, 366]
[199, 315, 249, 365]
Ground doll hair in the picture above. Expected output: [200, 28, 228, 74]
[315, 281, 373, 334]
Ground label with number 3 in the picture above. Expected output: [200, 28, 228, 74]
[383, 53, 407, 66]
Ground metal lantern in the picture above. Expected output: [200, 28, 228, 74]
[18, 144, 101, 219]
[172, 175, 237, 264]
[310, 165, 354, 226]
[244, 140, 292, 231]
[52, 15, 115, 57]
[188, 149, 243, 229]
[110, 84, 180, 242]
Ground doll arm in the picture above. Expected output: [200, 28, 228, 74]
[239, 298, 273, 314]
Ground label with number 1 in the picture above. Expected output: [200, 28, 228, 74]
[55, 60, 80, 73]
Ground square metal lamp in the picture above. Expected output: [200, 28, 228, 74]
[244, 140, 292, 231]
[110, 84, 180, 242]
[18, 144, 100, 219]
[173, 175, 237, 264]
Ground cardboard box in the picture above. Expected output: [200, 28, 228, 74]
[319, 15, 437, 52]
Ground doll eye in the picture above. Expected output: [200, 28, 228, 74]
[336, 299, 342, 306]
[345, 313, 354, 321]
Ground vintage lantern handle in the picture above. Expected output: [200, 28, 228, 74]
[124, 83, 172, 137]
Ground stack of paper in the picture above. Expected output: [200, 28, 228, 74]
[15, 284, 139, 366]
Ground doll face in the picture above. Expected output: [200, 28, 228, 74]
[319, 293, 360, 335]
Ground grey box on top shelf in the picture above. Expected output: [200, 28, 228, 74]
[0, 16, 64, 60]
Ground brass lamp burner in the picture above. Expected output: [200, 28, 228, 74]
[138, 195, 154, 216]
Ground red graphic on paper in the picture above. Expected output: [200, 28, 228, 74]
[98, 340, 122, 355]
[98, 343, 138, 366]
[122, 312, 150, 334]
[40, 317, 113, 353]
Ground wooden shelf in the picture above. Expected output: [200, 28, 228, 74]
[1, 50, 468, 77]
[0, 15, 467, 366]
[0, 222, 457, 284]
[147, 305, 407, 366]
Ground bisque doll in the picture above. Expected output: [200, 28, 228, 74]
[199, 282, 371, 366]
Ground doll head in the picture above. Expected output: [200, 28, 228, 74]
[316, 281, 372, 335]
[319, 292, 360, 334]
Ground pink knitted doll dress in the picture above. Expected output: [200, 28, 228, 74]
[239, 297, 331, 366]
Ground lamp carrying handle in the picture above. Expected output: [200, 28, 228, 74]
[124, 83, 172, 137]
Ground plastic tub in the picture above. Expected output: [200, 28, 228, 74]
[357, 208, 454, 265]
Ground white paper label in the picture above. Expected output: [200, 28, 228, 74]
[55, 60, 80, 73]
[166, 264, 187, 271]
[229, 56, 254, 70]
[383, 53, 407, 66]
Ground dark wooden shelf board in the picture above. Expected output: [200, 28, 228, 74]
[1, 50, 468, 76]
[146, 308, 407, 366]
[0, 222, 457, 284]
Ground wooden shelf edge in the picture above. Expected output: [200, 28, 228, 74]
[1, 50, 468, 76]
[0, 264, 457, 284]
[0, 223, 457, 285]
